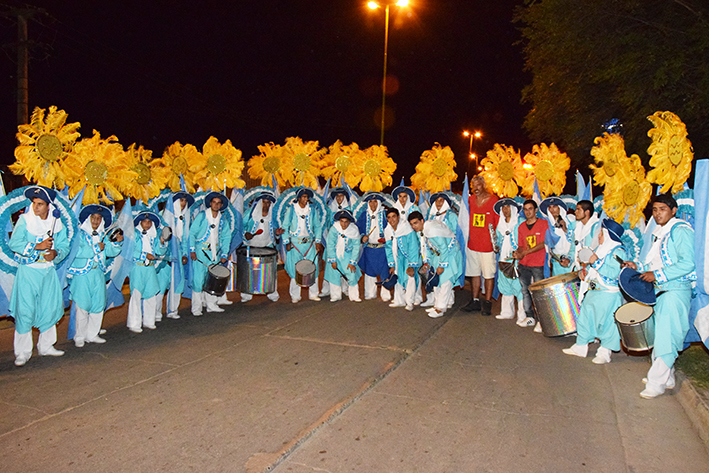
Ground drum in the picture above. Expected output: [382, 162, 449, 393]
[161, 226, 173, 242]
[418, 265, 435, 289]
[236, 246, 278, 294]
[578, 247, 594, 264]
[614, 302, 655, 352]
[204, 264, 231, 296]
[295, 259, 316, 287]
[529, 271, 581, 337]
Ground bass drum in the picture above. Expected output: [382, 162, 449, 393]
[529, 271, 581, 337]
[236, 246, 278, 294]
[614, 302, 655, 352]
[204, 264, 231, 296]
[295, 259, 316, 287]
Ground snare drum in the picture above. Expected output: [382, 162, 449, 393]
[529, 272, 581, 337]
[204, 264, 231, 296]
[237, 246, 278, 294]
[161, 226, 173, 242]
[295, 259, 316, 287]
[614, 302, 655, 352]
[577, 247, 594, 264]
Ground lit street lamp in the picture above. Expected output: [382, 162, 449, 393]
[368, 0, 409, 146]
[463, 130, 482, 174]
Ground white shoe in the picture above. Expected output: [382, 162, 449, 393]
[330, 296, 342, 302]
[87, 336, 106, 344]
[495, 313, 514, 320]
[405, 305, 414, 312]
[192, 312, 202, 317]
[217, 299, 233, 305]
[428, 309, 445, 318]
[14, 354, 29, 366]
[267, 294, 280, 302]
[309, 296, 321, 302]
[155, 315, 163, 322]
[143, 325, 157, 330]
[640, 387, 664, 399]
[350, 298, 362, 303]
[516, 317, 535, 327]
[292, 298, 301, 304]
[99, 329, 106, 335]
[534, 322, 543, 333]
[74, 339, 85, 348]
[365, 296, 376, 300]
[421, 299, 435, 308]
[129, 327, 143, 333]
[166, 313, 180, 319]
[642, 377, 676, 389]
[592, 347, 611, 364]
[39, 347, 65, 357]
[562, 344, 588, 358]
[206, 305, 224, 313]
[389, 303, 404, 308]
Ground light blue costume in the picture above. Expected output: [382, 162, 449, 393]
[189, 210, 231, 292]
[420, 219, 462, 313]
[496, 219, 523, 299]
[325, 221, 362, 287]
[129, 230, 168, 298]
[281, 196, 324, 301]
[385, 221, 421, 307]
[568, 214, 601, 270]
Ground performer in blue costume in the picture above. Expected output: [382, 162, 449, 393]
[408, 211, 462, 318]
[492, 198, 525, 323]
[241, 190, 279, 302]
[10, 186, 71, 366]
[569, 199, 600, 270]
[540, 196, 574, 276]
[68, 204, 123, 347]
[356, 193, 391, 302]
[279, 188, 325, 303]
[623, 194, 695, 399]
[320, 187, 355, 298]
[325, 209, 362, 302]
[563, 219, 626, 364]
[128, 210, 168, 332]
[384, 207, 421, 311]
[426, 192, 458, 233]
[154, 225, 172, 322]
[189, 192, 232, 316]
[163, 191, 195, 319]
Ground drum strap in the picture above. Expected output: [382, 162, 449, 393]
[293, 241, 314, 260]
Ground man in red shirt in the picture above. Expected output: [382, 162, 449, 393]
[512, 199, 549, 330]
[463, 176, 499, 315]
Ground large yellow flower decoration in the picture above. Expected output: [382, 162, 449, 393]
[191, 136, 245, 191]
[123, 144, 170, 202]
[480, 143, 524, 197]
[589, 133, 625, 188]
[10, 105, 81, 189]
[248, 142, 292, 188]
[281, 137, 326, 188]
[520, 143, 570, 198]
[320, 140, 365, 188]
[64, 131, 135, 204]
[646, 111, 693, 194]
[410, 143, 458, 193]
[154, 141, 200, 193]
[354, 145, 396, 193]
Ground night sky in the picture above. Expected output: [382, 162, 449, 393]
[0, 0, 529, 190]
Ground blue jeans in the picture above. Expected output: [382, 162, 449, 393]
[517, 264, 545, 320]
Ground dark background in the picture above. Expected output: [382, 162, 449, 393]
[0, 1, 530, 190]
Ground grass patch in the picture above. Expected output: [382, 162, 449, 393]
[677, 343, 709, 392]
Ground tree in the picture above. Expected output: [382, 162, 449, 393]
[516, 0, 709, 167]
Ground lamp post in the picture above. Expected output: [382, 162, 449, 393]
[463, 130, 482, 174]
[368, 0, 409, 146]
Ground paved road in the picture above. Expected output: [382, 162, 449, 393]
[1, 275, 707, 473]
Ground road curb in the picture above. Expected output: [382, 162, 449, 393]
[677, 371, 709, 453]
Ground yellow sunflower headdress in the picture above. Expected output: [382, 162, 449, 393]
[154, 141, 200, 193]
[320, 140, 365, 188]
[123, 144, 170, 202]
[248, 142, 291, 189]
[520, 143, 570, 198]
[281, 136, 326, 188]
[63, 130, 135, 204]
[10, 105, 81, 189]
[191, 136, 245, 191]
[479, 143, 524, 197]
[410, 143, 458, 193]
[355, 144, 396, 193]
[590, 133, 651, 228]
[646, 111, 693, 194]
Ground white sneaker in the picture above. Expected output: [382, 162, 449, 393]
[389, 303, 405, 308]
[39, 347, 65, 357]
[217, 299, 233, 305]
[99, 329, 107, 335]
[291, 298, 301, 304]
[592, 347, 612, 364]
[129, 327, 143, 333]
[516, 317, 535, 327]
[14, 354, 29, 366]
[267, 293, 280, 302]
[427, 309, 445, 318]
[640, 387, 664, 399]
[421, 299, 435, 308]
[350, 297, 362, 303]
[534, 322, 543, 333]
[74, 339, 85, 348]
[166, 313, 180, 319]
[192, 312, 202, 317]
[87, 336, 106, 344]
[206, 305, 224, 313]
[642, 377, 676, 389]
[405, 305, 414, 312]
[309, 296, 322, 302]
[330, 296, 342, 302]
[562, 344, 588, 357]
[495, 313, 514, 320]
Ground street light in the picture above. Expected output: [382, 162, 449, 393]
[463, 130, 482, 174]
[368, 0, 410, 146]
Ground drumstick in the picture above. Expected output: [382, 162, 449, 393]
[614, 254, 625, 265]
[367, 225, 376, 236]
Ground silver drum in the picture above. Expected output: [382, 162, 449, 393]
[614, 302, 655, 352]
[529, 272, 581, 337]
[236, 246, 278, 294]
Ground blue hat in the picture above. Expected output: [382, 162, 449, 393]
[602, 218, 624, 243]
[256, 191, 276, 203]
[329, 187, 348, 199]
[619, 267, 656, 306]
[24, 185, 56, 204]
[296, 187, 314, 200]
[539, 196, 567, 216]
[333, 209, 354, 222]
[79, 204, 113, 226]
[205, 191, 228, 211]
[172, 191, 195, 208]
[429, 192, 452, 207]
[378, 273, 398, 290]
[363, 192, 385, 203]
[493, 197, 521, 215]
[391, 186, 415, 203]
[133, 210, 161, 229]
[425, 272, 440, 293]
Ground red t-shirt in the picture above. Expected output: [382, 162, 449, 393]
[517, 218, 549, 267]
[467, 194, 499, 252]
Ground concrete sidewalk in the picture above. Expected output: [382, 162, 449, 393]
[0, 277, 707, 472]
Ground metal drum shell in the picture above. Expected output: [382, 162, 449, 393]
[236, 246, 278, 295]
[295, 259, 317, 287]
[614, 302, 655, 352]
[205, 264, 231, 296]
[529, 271, 581, 337]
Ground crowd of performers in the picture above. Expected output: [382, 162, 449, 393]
[6, 176, 696, 400]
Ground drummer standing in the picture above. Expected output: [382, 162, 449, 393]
[163, 191, 195, 319]
[321, 187, 354, 298]
[569, 200, 600, 270]
[356, 193, 391, 302]
[241, 191, 280, 302]
[189, 192, 232, 316]
[384, 207, 421, 311]
[492, 198, 525, 323]
[512, 199, 549, 330]
[623, 194, 695, 399]
[540, 196, 574, 276]
[325, 209, 362, 302]
[563, 219, 626, 363]
[280, 187, 325, 303]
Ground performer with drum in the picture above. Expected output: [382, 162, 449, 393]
[513, 199, 549, 330]
[408, 211, 462, 318]
[321, 187, 355, 298]
[241, 190, 279, 302]
[325, 209, 362, 302]
[163, 191, 195, 319]
[356, 193, 391, 302]
[9, 186, 71, 366]
[622, 194, 695, 399]
[492, 198, 525, 323]
[280, 187, 325, 303]
[540, 196, 574, 276]
[384, 207, 421, 311]
[128, 209, 169, 332]
[189, 191, 232, 316]
[68, 204, 123, 347]
[562, 219, 626, 364]
[569, 199, 600, 270]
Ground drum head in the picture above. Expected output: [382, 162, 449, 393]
[248, 247, 278, 257]
[161, 226, 173, 242]
[529, 271, 579, 290]
[209, 264, 231, 278]
[615, 302, 653, 324]
[578, 247, 594, 264]
[295, 259, 316, 273]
